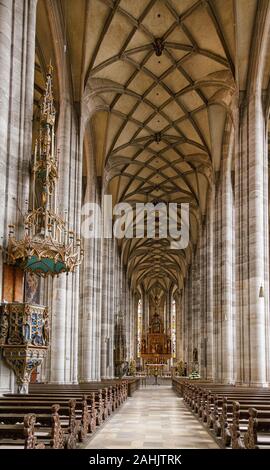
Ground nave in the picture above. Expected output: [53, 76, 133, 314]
[2, 0, 270, 458]
[86, 385, 218, 450]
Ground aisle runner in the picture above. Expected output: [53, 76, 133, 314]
[86, 386, 218, 449]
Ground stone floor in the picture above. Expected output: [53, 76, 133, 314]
[86, 385, 218, 449]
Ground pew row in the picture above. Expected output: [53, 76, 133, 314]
[0, 379, 136, 449]
[172, 378, 270, 449]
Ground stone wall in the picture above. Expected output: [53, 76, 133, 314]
[0, 0, 37, 393]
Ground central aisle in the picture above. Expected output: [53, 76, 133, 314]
[86, 386, 218, 449]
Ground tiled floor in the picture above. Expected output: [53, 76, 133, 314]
[86, 385, 218, 449]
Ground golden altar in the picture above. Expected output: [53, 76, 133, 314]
[140, 311, 172, 369]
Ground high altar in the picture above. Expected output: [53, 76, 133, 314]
[140, 311, 172, 373]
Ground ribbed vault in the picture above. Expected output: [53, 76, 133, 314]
[83, 0, 235, 295]
[35, 0, 236, 296]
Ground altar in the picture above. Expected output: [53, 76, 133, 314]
[145, 363, 165, 375]
[141, 311, 172, 371]
[145, 363, 165, 384]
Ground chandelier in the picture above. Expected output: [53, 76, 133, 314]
[7, 63, 83, 277]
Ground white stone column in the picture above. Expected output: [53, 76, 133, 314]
[196, 189, 215, 380]
[95, 237, 102, 380]
[79, 144, 101, 381]
[219, 127, 235, 383]
[165, 290, 171, 334]
[175, 292, 181, 361]
[107, 239, 117, 378]
[191, 254, 200, 367]
[134, 294, 139, 361]
[182, 280, 188, 367]
[100, 237, 109, 379]
[141, 288, 147, 333]
[126, 274, 132, 360]
[49, 96, 81, 384]
[187, 269, 193, 372]
[129, 289, 135, 359]
[235, 94, 268, 385]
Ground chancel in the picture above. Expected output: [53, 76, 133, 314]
[1, 0, 270, 453]
[140, 300, 172, 375]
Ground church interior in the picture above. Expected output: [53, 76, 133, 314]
[1, 0, 270, 452]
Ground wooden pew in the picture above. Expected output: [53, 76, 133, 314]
[0, 404, 73, 449]
[231, 404, 270, 449]
[1, 394, 98, 432]
[0, 400, 83, 449]
[0, 413, 45, 449]
[27, 381, 127, 417]
[0, 380, 131, 449]
[173, 378, 270, 449]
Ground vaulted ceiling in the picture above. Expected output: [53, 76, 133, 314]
[83, 0, 235, 294]
[36, 0, 257, 295]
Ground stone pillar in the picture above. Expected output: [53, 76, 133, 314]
[49, 95, 81, 384]
[191, 253, 200, 368]
[182, 279, 188, 367]
[165, 290, 171, 334]
[219, 127, 235, 383]
[122, 272, 127, 360]
[94, 237, 102, 380]
[99, 234, 119, 379]
[79, 143, 101, 381]
[175, 292, 182, 361]
[107, 240, 117, 378]
[0, 0, 37, 393]
[134, 294, 139, 361]
[187, 269, 193, 372]
[235, 93, 269, 385]
[212, 129, 235, 385]
[129, 289, 135, 359]
[204, 187, 215, 380]
[142, 288, 147, 333]
[100, 237, 109, 379]
[194, 189, 215, 380]
[80, 237, 95, 381]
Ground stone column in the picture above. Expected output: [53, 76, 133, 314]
[187, 269, 193, 372]
[94, 237, 102, 380]
[204, 189, 215, 380]
[0, 0, 37, 393]
[129, 289, 135, 359]
[219, 127, 235, 383]
[165, 290, 171, 334]
[175, 292, 182, 361]
[127, 276, 132, 360]
[100, 237, 109, 379]
[235, 93, 268, 385]
[191, 253, 200, 367]
[79, 143, 101, 381]
[49, 94, 81, 384]
[99, 233, 119, 379]
[182, 279, 188, 366]
[134, 294, 139, 360]
[141, 287, 147, 333]
[194, 188, 215, 380]
[107, 239, 116, 378]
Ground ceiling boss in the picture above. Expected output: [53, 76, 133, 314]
[7, 63, 83, 277]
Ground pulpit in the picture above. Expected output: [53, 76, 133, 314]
[0, 303, 49, 393]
